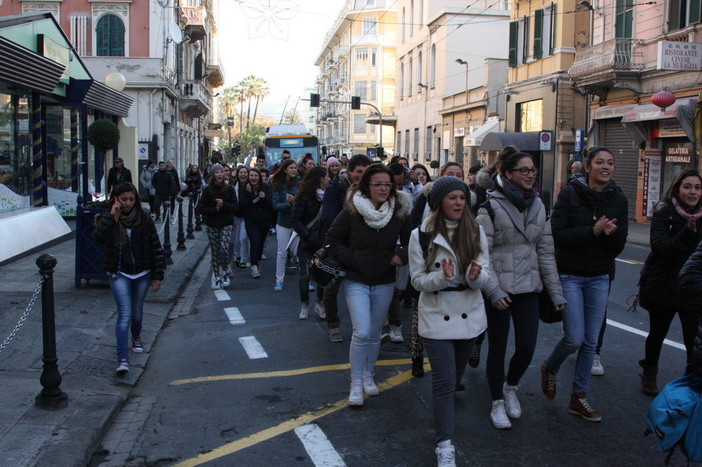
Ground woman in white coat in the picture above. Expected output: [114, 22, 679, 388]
[409, 176, 491, 467]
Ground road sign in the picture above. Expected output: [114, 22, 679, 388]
[204, 129, 224, 138]
[539, 131, 553, 151]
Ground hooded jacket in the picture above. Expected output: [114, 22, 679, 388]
[325, 190, 413, 285]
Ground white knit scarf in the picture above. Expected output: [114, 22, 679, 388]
[352, 191, 395, 229]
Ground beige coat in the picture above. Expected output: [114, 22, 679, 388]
[409, 220, 490, 340]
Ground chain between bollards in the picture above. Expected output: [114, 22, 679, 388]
[35, 254, 68, 409]
[176, 196, 186, 250]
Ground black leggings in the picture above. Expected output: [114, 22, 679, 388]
[245, 218, 269, 266]
[486, 292, 540, 401]
[644, 305, 698, 366]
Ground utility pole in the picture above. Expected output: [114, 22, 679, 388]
[279, 95, 290, 124]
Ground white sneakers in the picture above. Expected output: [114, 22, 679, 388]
[314, 302, 326, 319]
[348, 379, 364, 406]
[250, 265, 261, 279]
[388, 325, 404, 343]
[591, 354, 605, 376]
[299, 304, 309, 320]
[503, 382, 522, 418]
[490, 400, 511, 429]
[435, 443, 456, 467]
[362, 373, 379, 396]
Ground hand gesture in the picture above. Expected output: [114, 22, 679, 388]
[441, 257, 455, 278]
[111, 200, 121, 222]
[258, 191, 266, 199]
[593, 215, 609, 236]
[215, 198, 223, 211]
[286, 193, 294, 204]
[468, 260, 482, 281]
[494, 296, 512, 310]
[603, 218, 618, 236]
[689, 216, 698, 233]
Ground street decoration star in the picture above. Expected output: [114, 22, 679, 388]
[239, 0, 299, 41]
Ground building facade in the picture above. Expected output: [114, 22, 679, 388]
[314, 0, 397, 158]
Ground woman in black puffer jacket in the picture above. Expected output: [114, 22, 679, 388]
[644, 169, 702, 394]
[290, 166, 328, 320]
[93, 182, 164, 375]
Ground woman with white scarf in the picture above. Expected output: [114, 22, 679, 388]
[325, 164, 413, 406]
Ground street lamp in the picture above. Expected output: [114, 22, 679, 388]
[455, 58, 469, 103]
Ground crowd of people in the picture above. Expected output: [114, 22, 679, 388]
[96, 147, 702, 467]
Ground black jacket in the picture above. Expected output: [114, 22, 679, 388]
[200, 184, 238, 227]
[183, 172, 203, 196]
[239, 183, 274, 224]
[326, 191, 413, 285]
[152, 169, 176, 197]
[291, 193, 323, 252]
[678, 240, 702, 375]
[551, 177, 628, 277]
[640, 202, 702, 310]
[92, 210, 164, 280]
[320, 174, 351, 234]
[106, 167, 133, 194]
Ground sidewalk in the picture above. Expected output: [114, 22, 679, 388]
[626, 220, 650, 248]
[0, 216, 209, 467]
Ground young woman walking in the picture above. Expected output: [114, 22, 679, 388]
[231, 166, 250, 270]
[240, 167, 273, 279]
[409, 177, 490, 466]
[638, 168, 702, 395]
[200, 164, 238, 290]
[325, 165, 413, 406]
[271, 159, 299, 290]
[477, 150, 565, 429]
[290, 166, 329, 319]
[93, 182, 164, 374]
[542, 146, 628, 422]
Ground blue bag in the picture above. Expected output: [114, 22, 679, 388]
[645, 366, 702, 464]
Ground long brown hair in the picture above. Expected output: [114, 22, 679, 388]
[271, 159, 298, 192]
[295, 166, 327, 202]
[424, 191, 481, 273]
[247, 167, 266, 193]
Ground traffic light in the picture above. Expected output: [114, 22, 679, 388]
[377, 146, 385, 159]
[310, 93, 320, 107]
[233, 144, 241, 156]
[351, 96, 361, 110]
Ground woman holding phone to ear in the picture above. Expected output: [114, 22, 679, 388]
[93, 182, 164, 375]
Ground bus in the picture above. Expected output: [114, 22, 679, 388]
[263, 125, 319, 169]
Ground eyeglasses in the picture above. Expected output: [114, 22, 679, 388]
[369, 182, 393, 189]
[510, 167, 538, 176]
[282, 156, 291, 160]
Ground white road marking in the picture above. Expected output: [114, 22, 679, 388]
[214, 289, 231, 301]
[607, 319, 686, 350]
[239, 336, 268, 359]
[294, 424, 346, 467]
[224, 307, 245, 325]
[615, 258, 641, 265]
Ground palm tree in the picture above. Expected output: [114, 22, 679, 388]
[250, 77, 269, 128]
[232, 85, 246, 134]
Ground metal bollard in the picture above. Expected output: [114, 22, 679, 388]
[186, 193, 195, 239]
[162, 201, 173, 265]
[194, 192, 202, 231]
[176, 196, 186, 250]
[35, 254, 68, 409]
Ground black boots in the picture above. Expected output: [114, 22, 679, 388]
[639, 359, 659, 396]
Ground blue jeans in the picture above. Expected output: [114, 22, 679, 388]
[545, 274, 609, 394]
[110, 272, 151, 361]
[344, 280, 394, 380]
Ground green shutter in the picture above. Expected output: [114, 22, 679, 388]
[508, 21, 518, 68]
[534, 10, 544, 59]
[96, 15, 125, 56]
[691, 0, 702, 24]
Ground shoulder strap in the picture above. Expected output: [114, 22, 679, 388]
[480, 199, 495, 222]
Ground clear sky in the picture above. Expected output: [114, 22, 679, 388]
[218, 0, 347, 121]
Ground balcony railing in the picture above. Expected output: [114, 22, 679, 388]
[180, 6, 207, 41]
[180, 79, 211, 118]
[569, 38, 644, 80]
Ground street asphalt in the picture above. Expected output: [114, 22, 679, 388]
[0, 219, 650, 467]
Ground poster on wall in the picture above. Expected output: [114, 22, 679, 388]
[642, 152, 662, 218]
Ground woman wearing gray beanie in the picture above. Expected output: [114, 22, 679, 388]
[409, 176, 491, 467]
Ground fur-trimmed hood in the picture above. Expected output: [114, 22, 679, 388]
[476, 169, 492, 190]
[345, 189, 412, 219]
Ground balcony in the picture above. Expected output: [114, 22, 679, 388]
[180, 6, 207, 41]
[206, 57, 225, 88]
[337, 76, 348, 90]
[179, 79, 211, 118]
[337, 45, 350, 60]
[568, 38, 644, 92]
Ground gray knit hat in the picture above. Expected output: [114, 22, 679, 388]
[210, 164, 224, 174]
[427, 176, 471, 211]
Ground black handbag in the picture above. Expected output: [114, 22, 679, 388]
[539, 289, 562, 323]
[308, 245, 347, 288]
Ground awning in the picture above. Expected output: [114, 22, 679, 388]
[68, 78, 133, 117]
[621, 99, 695, 123]
[620, 98, 697, 145]
[465, 119, 500, 146]
[479, 131, 541, 152]
[0, 36, 64, 94]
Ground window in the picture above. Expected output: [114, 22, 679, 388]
[402, 8, 406, 42]
[405, 129, 410, 155]
[413, 128, 419, 159]
[425, 125, 432, 159]
[516, 99, 543, 132]
[70, 15, 88, 56]
[521, 15, 530, 64]
[618, 0, 636, 35]
[508, 16, 530, 67]
[410, 0, 415, 36]
[95, 14, 125, 56]
[408, 56, 413, 96]
[419, 0, 424, 28]
[354, 114, 367, 134]
[397, 131, 402, 154]
[356, 48, 369, 67]
[417, 51, 423, 87]
[363, 17, 378, 35]
[371, 47, 377, 67]
[370, 81, 377, 100]
[544, 4, 556, 55]
[355, 81, 368, 100]
[534, 10, 544, 59]
[430, 44, 436, 87]
[400, 62, 404, 98]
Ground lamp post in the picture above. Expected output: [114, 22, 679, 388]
[455, 58, 469, 103]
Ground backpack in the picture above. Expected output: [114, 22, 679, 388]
[644, 366, 702, 464]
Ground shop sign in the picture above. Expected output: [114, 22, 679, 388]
[665, 146, 693, 164]
[454, 127, 465, 137]
[642, 151, 662, 218]
[657, 41, 702, 71]
[657, 119, 686, 138]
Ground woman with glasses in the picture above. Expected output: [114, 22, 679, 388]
[271, 158, 300, 290]
[477, 148, 565, 429]
[541, 146, 627, 423]
[325, 165, 413, 406]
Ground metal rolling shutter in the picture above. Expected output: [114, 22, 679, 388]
[602, 119, 638, 219]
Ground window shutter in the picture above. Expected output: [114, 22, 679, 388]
[534, 10, 543, 59]
[691, 0, 701, 24]
[508, 21, 518, 67]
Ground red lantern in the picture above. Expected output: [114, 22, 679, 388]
[651, 90, 676, 111]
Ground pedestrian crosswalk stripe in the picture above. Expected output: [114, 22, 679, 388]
[294, 424, 346, 467]
[224, 307, 245, 325]
[213, 289, 231, 301]
[607, 319, 685, 350]
[239, 336, 268, 359]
